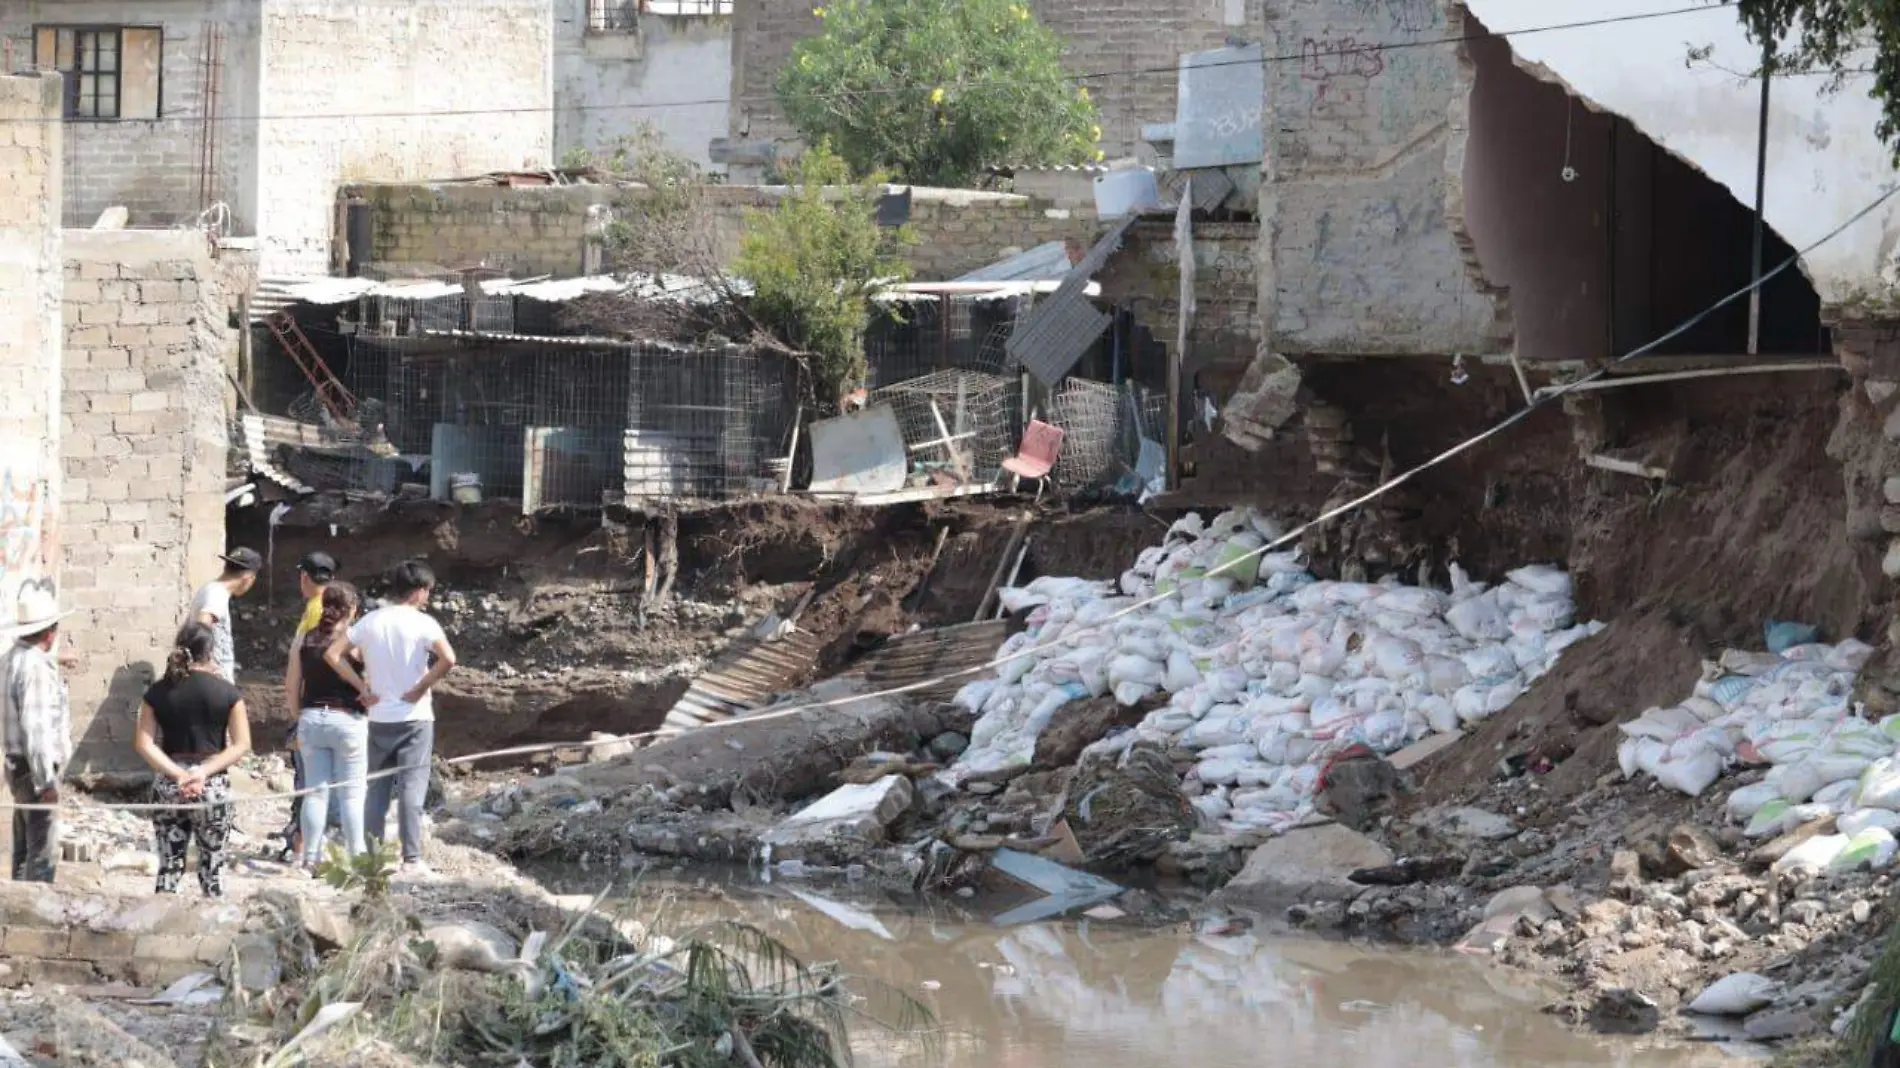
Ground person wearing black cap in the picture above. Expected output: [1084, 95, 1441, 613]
[291, 552, 338, 643]
[185, 548, 261, 683]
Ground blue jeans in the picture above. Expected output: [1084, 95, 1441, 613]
[366, 720, 434, 863]
[297, 708, 369, 864]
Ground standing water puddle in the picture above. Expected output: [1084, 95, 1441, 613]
[543, 873, 1753, 1068]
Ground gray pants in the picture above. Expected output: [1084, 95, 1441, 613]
[365, 721, 434, 863]
[5, 758, 55, 883]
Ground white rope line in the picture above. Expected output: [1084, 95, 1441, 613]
[8, 182, 1895, 817]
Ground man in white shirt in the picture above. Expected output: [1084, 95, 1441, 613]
[187, 548, 261, 682]
[325, 559, 456, 869]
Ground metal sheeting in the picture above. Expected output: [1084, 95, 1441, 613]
[954, 241, 1075, 284]
[851, 620, 1009, 700]
[659, 630, 828, 733]
[1005, 215, 1136, 388]
[1173, 45, 1265, 170]
[239, 415, 314, 494]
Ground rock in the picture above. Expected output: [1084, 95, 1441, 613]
[1545, 885, 1582, 918]
[1586, 988, 1661, 1035]
[1744, 1007, 1820, 1041]
[100, 850, 158, 876]
[1854, 899, 1874, 924]
[586, 732, 636, 764]
[764, 775, 914, 858]
[927, 732, 970, 761]
[1661, 824, 1723, 875]
[1214, 823, 1394, 915]
[1609, 850, 1644, 894]
[1319, 756, 1403, 832]
[296, 899, 354, 953]
[1783, 899, 1827, 928]
[1033, 696, 1149, 768]
[226, 933, 282, 994]
[1427, 806, 1516, 841]
[1347, 856, 1463, 886]
[1483, 885, 1553, 923]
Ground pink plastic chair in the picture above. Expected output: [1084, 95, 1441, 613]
[1003, 419, 1065, 497]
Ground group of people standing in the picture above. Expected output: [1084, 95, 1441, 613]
[0, 547, 456, 897]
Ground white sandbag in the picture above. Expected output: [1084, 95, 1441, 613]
[1415, 695, 1460, 735]
[1112, 680, 1156, 706]
[1452, 685, 1493, 726]
[1619, 706, 1705, 742]
[1309, 697, 1356, 729]
[1687, 973, 1781, 1016]
[1362, 709, 1408, 752]
[1839, 808, 1900, 837]
[1373, 587, 1445, 618]
[1145, 709, 1199, 735]
[1197, 758, 1244, 786]
[1190, 794, 1230, 825]
[1653, 743, 1724, 797]
[1747, 801, 1833, 839]
[1210, 532, 1265, 587]
[1164, 649, 1203, 692]
[1108, 654, 1166, 688]
[1829, 639, 1878, 672]
[1423, 655, 1470, 697]
[1830, 827, 1899, 873]
[1814, 778, 1862, 810]
[1725, 781, 1781, 821]
[1619, 738, 1663, 779]
[1367, 634, 1425, 684]
[1681, 696, 1727, 723]
[1771, 754, 1873, 804]
[954, 680, 996, 713]
[1719, 649, 1784, 677]
[1830, 720, 1893, 762]
[1447, 595, 1511, 643]
[1460, 646, 1518, 685]
[1773, 833, 1850, 876]
[1517, 593, 1575, 631]
[1506, 564, 1573, 599]
[1858, 757, 1900, 811]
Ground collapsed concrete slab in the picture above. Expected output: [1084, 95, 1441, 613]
[1212, 823, 1394, 915]
[764, 775, 915, 860]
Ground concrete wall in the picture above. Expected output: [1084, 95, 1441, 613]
[346, 182, 1100, 280]
[1465, 0, 1900, 314]
[0, 0, 262, 232]
[255, 0, 554, 277]
[727, 0, 1258, 160]
[554, 0, 729, 167]
[60, 230, 229, 771]
[1260, 0, 1506, 357]
[0, 74, 63, 636]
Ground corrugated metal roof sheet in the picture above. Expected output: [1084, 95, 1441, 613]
[850, 620, 1009, 700]
[659, 629, 828, 733]
[953, 241, 1075, 284]
[239, 415, 315, 494]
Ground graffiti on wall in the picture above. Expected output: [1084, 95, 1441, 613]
[0, 465, 57, 615]
[1300, 36, 1387, 110]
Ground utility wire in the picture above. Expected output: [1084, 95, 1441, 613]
[0, 2, 1738, 125]
[13, 175, 1896, 816]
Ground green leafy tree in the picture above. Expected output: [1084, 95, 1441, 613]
[734, 143, 914, 410]
[775, 0, 1102, 187]
[1736, 1, 1900, 158]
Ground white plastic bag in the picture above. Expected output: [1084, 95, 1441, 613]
[1687, 973, 1781, 1015]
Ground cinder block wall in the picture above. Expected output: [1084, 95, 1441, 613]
[60, 231, 229, 773]
[726, 0, 1261, 157]
[0, 73, 64, 637]
[345, 183, 1102, 281]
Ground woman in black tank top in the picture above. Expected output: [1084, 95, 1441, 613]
[133, 621, 252, 897]
[283, 582, 372, 869]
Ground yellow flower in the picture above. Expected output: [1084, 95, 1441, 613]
[1094, 149, 1106, 161]
[1090, 124, 1101, 141]
[929, 86, 945, 105]
[799, 54, 814, 70]
[1076, 86, 1090, 101]
[1012, 4, 1028, 18]
[812, 5, 825, 16]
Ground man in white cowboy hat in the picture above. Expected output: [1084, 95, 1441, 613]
[0, 586, 72, 883]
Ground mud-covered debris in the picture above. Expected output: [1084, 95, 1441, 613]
[1054, 743, 1195, 866]
[1318, 754, 1403, 831]
[765, 776, 915, 860]
[1348, 856, 1463, 886]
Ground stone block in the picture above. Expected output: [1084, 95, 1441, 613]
[1212, 823, 1393, 914]
[19, 959, 98, 987]
[131, 934, 202, 962]
[67, 929, 137, 962]
[3, 925, 72, 958]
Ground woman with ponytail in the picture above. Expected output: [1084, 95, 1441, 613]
[282, 581, 370, 868]
[133, 621, 252, 896]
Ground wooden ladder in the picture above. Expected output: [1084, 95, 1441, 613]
[264, 310, 357, 424]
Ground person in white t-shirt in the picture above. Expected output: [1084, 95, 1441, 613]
[186, 548, 262, 683]
[323, 559, 456, 870]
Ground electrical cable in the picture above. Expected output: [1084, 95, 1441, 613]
[11, 176, 1896, 815]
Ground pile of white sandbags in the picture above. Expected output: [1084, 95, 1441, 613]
[1616, 635, 1896, 872]
[948, 509, 1602, 838]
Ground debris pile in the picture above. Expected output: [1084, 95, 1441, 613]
[948, 509, 1602, 838]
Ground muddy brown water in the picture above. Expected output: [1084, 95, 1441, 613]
[540, 872, 1755, 1068]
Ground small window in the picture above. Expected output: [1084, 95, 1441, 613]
[645, 0, 732, 12]
[587, 0, 641, 31]
[32, 24, 162, 121]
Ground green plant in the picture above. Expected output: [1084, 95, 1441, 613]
[314, 839, 399, 900]
[1736, 1, 1900, 162]
[733, 142, 914, 409]
[775, 0, 1102, 186]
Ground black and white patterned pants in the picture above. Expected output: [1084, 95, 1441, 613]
[151, 773, 235, 897]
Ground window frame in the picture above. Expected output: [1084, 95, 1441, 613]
[31, 23, 164, 123]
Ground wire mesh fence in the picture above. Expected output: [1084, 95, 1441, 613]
[622, 345, 798, 503]
[866, 296, 1027, 388]
[1047, 378, 1168, 489]
[868, 371, 1022, 487]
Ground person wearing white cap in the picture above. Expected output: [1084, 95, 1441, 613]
[0, 587, 72, 883]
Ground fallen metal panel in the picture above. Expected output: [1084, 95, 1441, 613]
[1173, 45, 1265, 170]
[239, 415, 314, 494]
[1008, 294, 1111, 388]
[852, 619, 1009, 700]
[660, 629, 828, 733]
[953, 241, 1075, 284]
[807, 404, 908, 496]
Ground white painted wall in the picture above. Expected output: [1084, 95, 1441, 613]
[553, 0, 729, 168]
[1465, 0, 1900, 309]
[255, 0, 554, 276]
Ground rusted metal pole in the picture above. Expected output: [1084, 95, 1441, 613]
[1747, 40, 1772, 355]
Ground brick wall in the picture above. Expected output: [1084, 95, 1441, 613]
[0, 0, 262, 232]
[346, 182, 1102, 281]
[1260, 0, 1507, 356]
[61, 231, 229, 772]
[727, 0, 1259, 159]
[0, 73, 63, 646]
